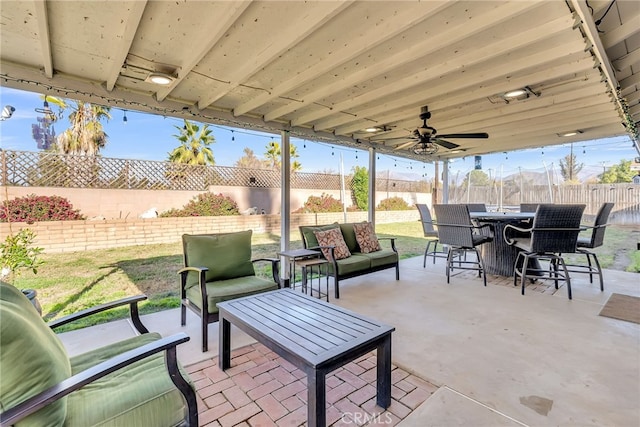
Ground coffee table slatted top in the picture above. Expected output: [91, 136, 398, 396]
[218, 289, 395, 369]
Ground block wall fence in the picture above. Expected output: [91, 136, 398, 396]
[0, 210, 421, 254]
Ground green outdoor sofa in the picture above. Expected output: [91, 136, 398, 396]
[0, 282, 197, 426]
[299, 222, 399, 299]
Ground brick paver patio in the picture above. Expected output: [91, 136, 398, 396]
[185, 342, 438, 426]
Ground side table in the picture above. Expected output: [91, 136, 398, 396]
[277, 248, 322, 291]
[296, 257, 329, 301]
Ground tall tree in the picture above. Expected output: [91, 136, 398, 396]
[599, 159, 635, 183]
[168, 120, 216, 165]
[51, 98, 111, 156]
[559, 153, 583, 183]
[463, 169, 490, 186]
[235, 147, 266, 169]
[264, 141, 302, 172]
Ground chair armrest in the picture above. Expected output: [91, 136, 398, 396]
[378, 237, 398, 252]
[0, 333, 197, 427]
[252, 258, 281, 285]
[503, 223, 531, 245]
[48, 295, 149, 334]
[308, 245, 337, 263]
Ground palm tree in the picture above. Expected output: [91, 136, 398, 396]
[264, 141, 302, 172]
[168, 120, 216, 165]
[52, 99, 111, 156]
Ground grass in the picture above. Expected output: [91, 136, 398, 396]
[12, 222, 637, 330]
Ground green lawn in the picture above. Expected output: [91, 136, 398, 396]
[12, 222, 637, 330]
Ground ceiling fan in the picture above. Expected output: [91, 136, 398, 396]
[390, 106, 489, 155]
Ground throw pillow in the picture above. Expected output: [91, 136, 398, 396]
[314, 228, 351, 260]
[353, 222, 381, 253]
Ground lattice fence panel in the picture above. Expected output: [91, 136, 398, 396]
[1, 150, 430, 193]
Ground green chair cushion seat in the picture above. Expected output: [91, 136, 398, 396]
[186, 275, 279, 314]
[65, 333, 187, 427]
[1, 283, 71, 427]
[364, 249, 399, 268]
[331, 254, 371, 276]
[182, 231, 256, 289]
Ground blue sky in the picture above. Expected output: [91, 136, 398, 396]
[1, 86, 637, 182]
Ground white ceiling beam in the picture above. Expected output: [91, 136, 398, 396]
[624, 90, 640, 104]
[232, 1, 452, 117]
[105, 1, 147, 91]
[265, 1, 543, 123]
[620, 71, 640, 89]
[292, 16, 576, 127]
[600, 11, 640, 48]
[196, 1, 351, 109]
[331, 56, 597, 135]
[33, 0, 53, 78]
[322, 45, 589, 133]
[156, 1, 252, 103]
[612, 48, 640, 72]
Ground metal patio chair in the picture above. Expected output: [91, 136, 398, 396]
[433, 204, 493, 286]
[503, 204, 585, 299]
[416, 203, 446, 266]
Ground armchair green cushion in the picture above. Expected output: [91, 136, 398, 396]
[183, 230, 255, 289]
[185, 275, 278, 314]
[0, 284, 71, 427]
[339, 223, 360, 253]
[66, 333, 187, 427]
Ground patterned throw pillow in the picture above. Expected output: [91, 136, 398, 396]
[353, 222, 381, 253]
[314, 228, 351, 260]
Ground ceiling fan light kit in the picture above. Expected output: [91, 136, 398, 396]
[390, 106, 489, 155]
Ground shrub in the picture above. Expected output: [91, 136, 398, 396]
[159, 193, 239, 217]
[376, 197, 411, 211]
[0, 194, 85, 222]
[350, 166, 368, 210]
[293, 193, 343, 213]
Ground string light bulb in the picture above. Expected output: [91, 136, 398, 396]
[123, 110, 128, 124]
[231, 130, 235, 141]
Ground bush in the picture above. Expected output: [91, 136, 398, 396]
[350, 166, 368, 210]
[376, 197, 411, 211]
[293, 193, 343, 213]
[159, 193, 239, 217]
[0, 194, 85, 222]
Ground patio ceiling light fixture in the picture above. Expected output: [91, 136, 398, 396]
[558, 130, 583, 137]
[501, 86, 540, 102]
[146, 72, 176, 85]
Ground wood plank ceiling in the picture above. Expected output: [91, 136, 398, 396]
[1, 0, 638, 162]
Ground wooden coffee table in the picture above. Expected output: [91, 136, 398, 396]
[218, 289, 395, 427]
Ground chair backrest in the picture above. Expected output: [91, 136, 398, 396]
[182, 230, 256, 288]
[1, 282, 71, 425]
[520, 203, 539, 213]
[416, 204, 437, 235]
[529, 204, 585, 253]
[466, 203, 487, 212]
[433, 204, 474, 248]
[587, 202, 614, 248]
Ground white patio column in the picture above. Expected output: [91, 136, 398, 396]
[442, 159, 450, 203]
[368, 147, 376, 225]
[280, 130, 290, 255]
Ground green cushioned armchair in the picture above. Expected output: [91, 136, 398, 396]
[0, 282, 197, 427]
[179, 230, 280, 352]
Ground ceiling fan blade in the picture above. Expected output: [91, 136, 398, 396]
[394, 140, 418, 150]
[383, 135, 419, 141]
[437, 132, 489, 139]
[433, 139, 459, 150]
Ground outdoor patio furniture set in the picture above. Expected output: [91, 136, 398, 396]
[418, 202, 614, 300]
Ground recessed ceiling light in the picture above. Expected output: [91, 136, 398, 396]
[558, 130, 583, 137]
[146, 72, 175, 85]
[504, 89, 527, 98]
[365, 127, 380, 133]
